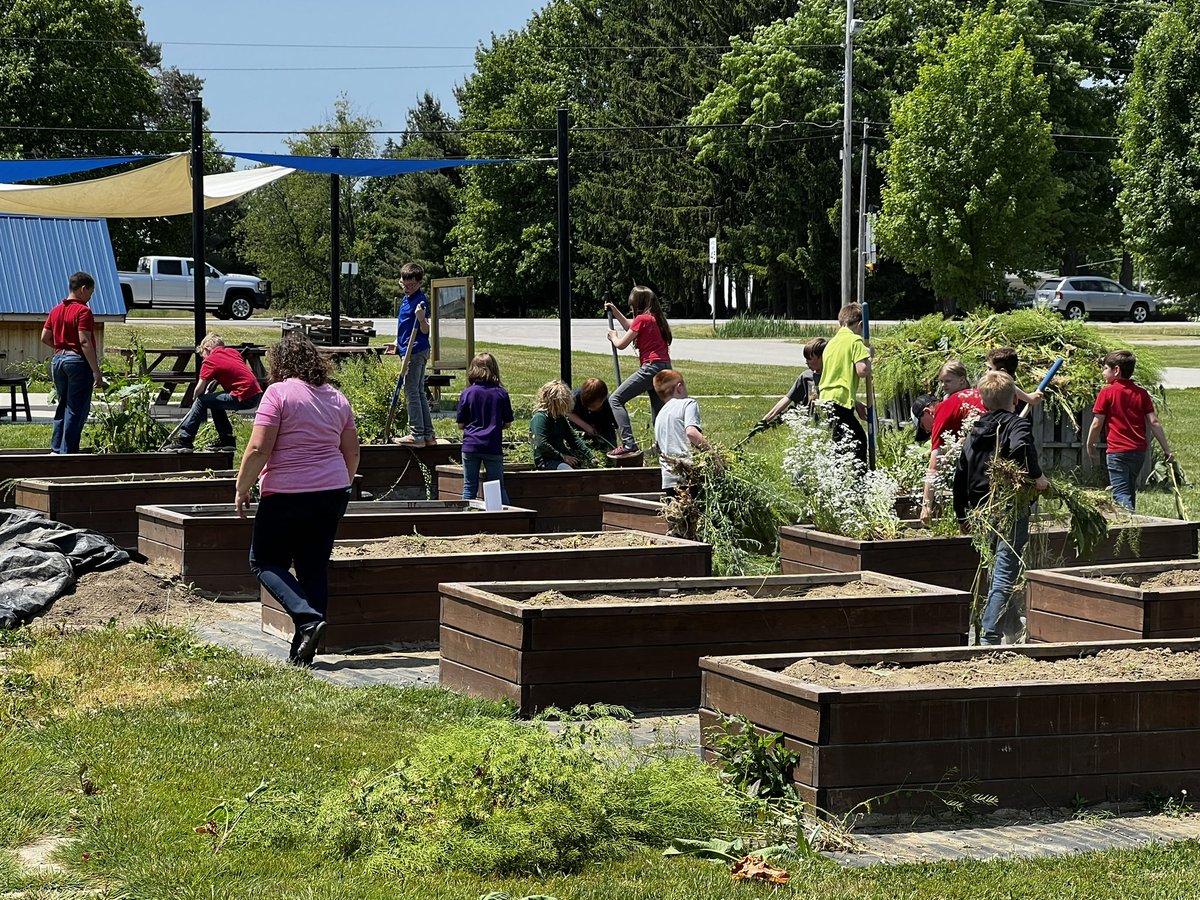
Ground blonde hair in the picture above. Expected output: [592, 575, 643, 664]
[977, 370, 1016, 412]
[196, 333, 225, 355]
[938, 359, 971, 392]
[535, 380, 572, 418]
[466, 352, 502, 386]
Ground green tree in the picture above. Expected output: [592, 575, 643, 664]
[1115, 0, 1200, 302]
[358, 93, 465, 313]
[236, 97, 379, 315]
[449, 6, 572, 315]
[876, 9, 1061, 312]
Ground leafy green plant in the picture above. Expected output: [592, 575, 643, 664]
[248, 716, 740, 877]
[1145, 789, 1193, 818]
[663, 447, 800, 575]
[705, 714, 800, 801]
[336, 355, 403, 444]
[84, 379, 169, 453]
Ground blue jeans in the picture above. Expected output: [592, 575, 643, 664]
[178, 391, 260, 444]
[50, 352, 95, 454]
[250, 487, 350, 631]
[462, 452, 509, 504]
[1107, 451, 1144, 511]
[981, 515, 1030, 646]
[395, 348, 433, 441]
[609, 360, 671, 450]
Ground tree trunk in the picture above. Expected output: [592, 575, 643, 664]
[1120, 251, 1134, 289]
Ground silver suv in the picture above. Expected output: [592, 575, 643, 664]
[1034, 276, 1156, 323]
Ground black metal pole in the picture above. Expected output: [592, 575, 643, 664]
[189, 95, 206, 355]
[330, 145, 341, 346]
[556, 107, 571, 385]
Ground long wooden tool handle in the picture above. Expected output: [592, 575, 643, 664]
[1020, 356, 1064, 419]
[607, 310, 622, 384]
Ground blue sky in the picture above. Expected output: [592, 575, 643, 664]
[136, 0, 544, 156]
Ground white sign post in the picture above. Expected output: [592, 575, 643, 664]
[708, 236, 718, 327]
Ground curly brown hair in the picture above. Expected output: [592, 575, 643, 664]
[267, 332, 332, 386]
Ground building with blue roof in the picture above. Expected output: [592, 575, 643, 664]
[0, 214, 124, 372]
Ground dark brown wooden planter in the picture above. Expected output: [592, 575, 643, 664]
[779, 515, 1200, 592]
[1027, 560, 1200, 642]
[14, 471, 364, 551]
[356, 442, 463, 498]
[138, 500, 538, 597]
[700, 639, 1200, 813]
[440, 572, 970, 715]
[436, 464, 662, 533]
[600, 492, 669, 535]
[0, 449, 233, 507]
[261, 531, 712, 651]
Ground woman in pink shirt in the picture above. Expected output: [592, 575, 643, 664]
[235, 332, 360, 666]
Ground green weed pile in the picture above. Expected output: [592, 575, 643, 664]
[277, 718, 739, 877]
[664, 448, 800, 575]
[872, 310, 1161, 423]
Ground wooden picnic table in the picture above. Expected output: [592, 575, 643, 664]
[107, 344, 391, 407]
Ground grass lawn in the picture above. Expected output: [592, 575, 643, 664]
[4, 329, 1200, 895]
[3, 626, 1200, 899]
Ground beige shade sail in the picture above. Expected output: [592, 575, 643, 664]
[0, 154, 294, 217]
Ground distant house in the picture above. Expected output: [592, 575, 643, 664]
[0, 214, 124, 371]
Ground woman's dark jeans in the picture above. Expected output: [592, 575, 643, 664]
[249, 487, 350, 630]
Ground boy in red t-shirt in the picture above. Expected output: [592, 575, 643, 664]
[163, 333, 263, 453]
[1086, 349, 1172, 510]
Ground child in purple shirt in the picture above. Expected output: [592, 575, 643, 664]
[456, 352, 513, 504]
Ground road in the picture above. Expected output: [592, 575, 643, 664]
[134, 317, 1200, 386]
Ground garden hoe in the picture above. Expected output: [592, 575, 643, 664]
[383, 324, 419, 445]
[732, 417, 781, 452]
[605, 308, 644, 467]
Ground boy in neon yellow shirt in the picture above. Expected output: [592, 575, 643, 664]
[819, 303, 870, 465]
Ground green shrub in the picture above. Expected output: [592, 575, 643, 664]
[335, 356, 404, 444]
[306, 719, 739, 876]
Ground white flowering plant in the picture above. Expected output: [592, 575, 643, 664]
[782, 404, 903, 540]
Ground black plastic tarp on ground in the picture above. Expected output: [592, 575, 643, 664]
[0, 508, 129, 628]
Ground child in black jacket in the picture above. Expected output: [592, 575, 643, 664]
[953, 370, 1049, 645]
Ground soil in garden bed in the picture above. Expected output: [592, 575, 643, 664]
[768, 647, 1198, 689]
[34, 562, 227, 630]
[1098, 570, 1200, 589]
[331, 532, 658, 558]
[523, 580, 916, 606]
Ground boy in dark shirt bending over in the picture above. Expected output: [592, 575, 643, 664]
[953, 370, 1049, 646]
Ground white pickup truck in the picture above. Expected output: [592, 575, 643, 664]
[119, 256, 271, 320]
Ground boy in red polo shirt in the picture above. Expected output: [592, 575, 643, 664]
[163, 333, 263, 452]
[1086, 349, 1172, 510]
[40, 271, 106, 454]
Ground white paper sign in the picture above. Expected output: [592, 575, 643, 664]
[482, 480, 503, 511]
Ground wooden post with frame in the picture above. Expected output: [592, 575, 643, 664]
[429, 277, 475, 404]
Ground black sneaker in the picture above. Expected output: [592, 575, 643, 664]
[162, 440, 194, 453]
[205, 440, 237, 452]
[293, 620, 327, 665]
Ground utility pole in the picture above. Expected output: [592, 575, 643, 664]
[840, 1, 863, 309]
[189, 95, 206, 354]
[857, 120, 870, 306]
[330, 146, 340, 345]
[556, 108, 571, 385]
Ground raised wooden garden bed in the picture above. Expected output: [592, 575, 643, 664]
[440, 572, 970, 715]
[0, 449, 233, 507]
[356, 442, 463, 498]
[436, 464, 662, 533]
[261, 531, 712, 651]
[137, 500, 537, 597]
[1027, 560, 1200, 642]
[13, 471, 364, 551]
[779, 515, 1200, 592]
[700, 639, 1200, 813]
[600, 492, 669, 535]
